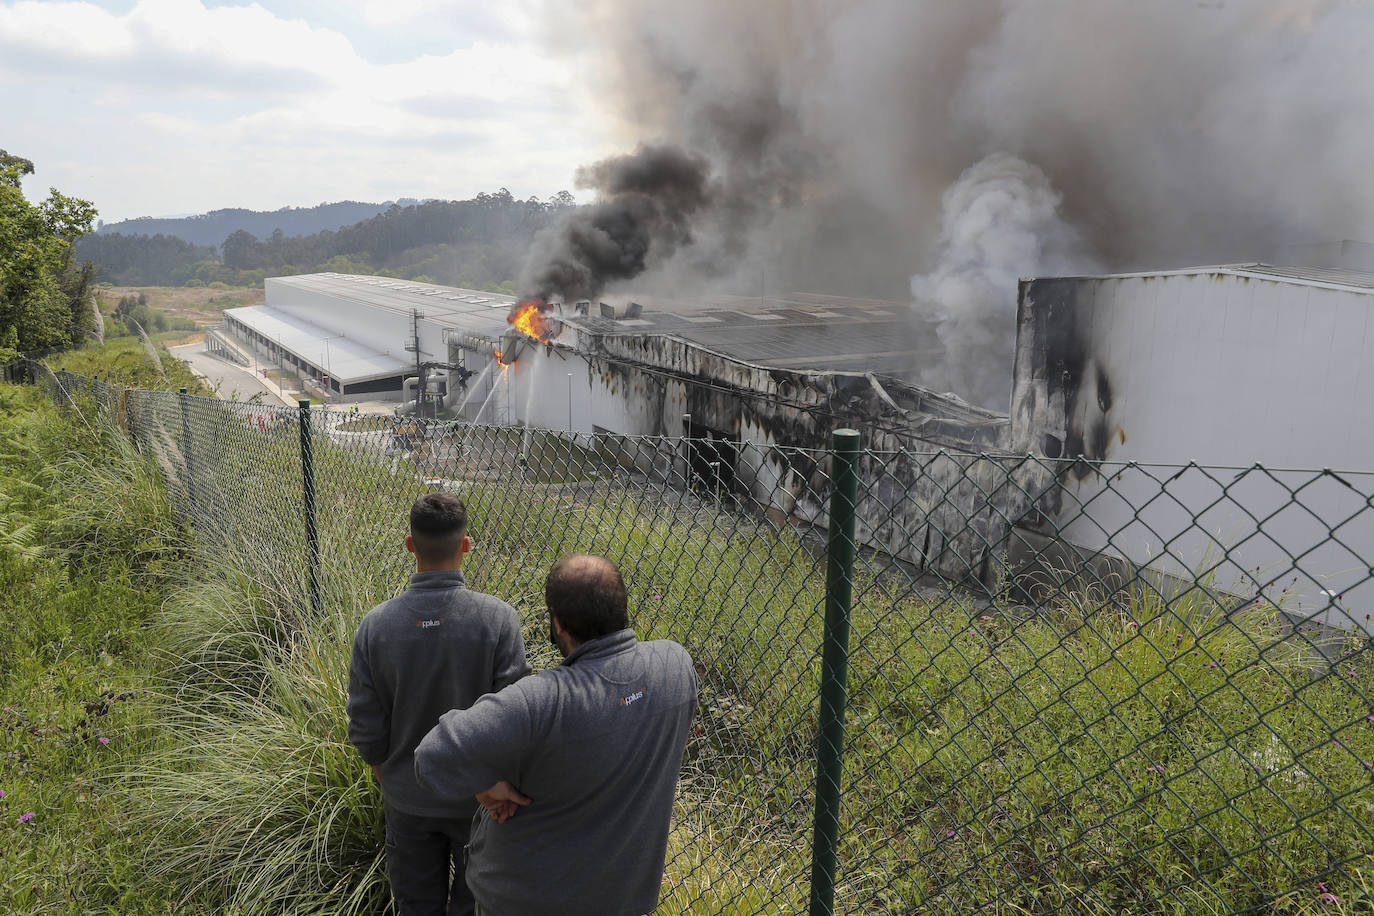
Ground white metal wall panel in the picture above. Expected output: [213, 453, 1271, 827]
[1013, 272, 1374, 632]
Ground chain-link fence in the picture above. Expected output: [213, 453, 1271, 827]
[10, 358, 1374, 915]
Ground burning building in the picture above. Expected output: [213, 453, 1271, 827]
[222, 271, 1018, 584]
[219, 263, 1374, 632]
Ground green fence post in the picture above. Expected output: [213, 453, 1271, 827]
[178, 387, 198, 524]
[298, 398, 322, 614]
[809, 428, 861, 916]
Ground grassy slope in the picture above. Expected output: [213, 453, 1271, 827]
[111, 409, 1374, 915]
[46, 336, 209, 393]
[0, 383, 186, 913]
[3, 356, 1374, 914]
[94, 285, 264, 322]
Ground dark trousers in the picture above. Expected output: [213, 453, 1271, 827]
[383, 800, 474, 916]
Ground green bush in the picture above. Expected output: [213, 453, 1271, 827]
[0, 381, 187, 913]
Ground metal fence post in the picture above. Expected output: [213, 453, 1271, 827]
[178, 387, 198, 523]
[298, 398, 322, 614]
[809, 428, 861, 916]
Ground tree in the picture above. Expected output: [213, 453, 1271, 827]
[0, 151, 98, 357]
[221, 229, 263, 270]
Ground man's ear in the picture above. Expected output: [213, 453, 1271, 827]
[459, 534, 472, 555]
[404, 534, 416, 555]
[551, 613, 566, 637]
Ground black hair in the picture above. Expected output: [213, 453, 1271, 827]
[409, 492, 468, 564]
[545, 554, 629, 643]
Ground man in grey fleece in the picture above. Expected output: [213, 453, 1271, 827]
[415, 554, 698, 916]
[347, 492, 530, 916]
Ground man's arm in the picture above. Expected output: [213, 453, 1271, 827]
[415, 681, 537, 802]
[493, 611, 531, 691]
[345, 626, 390, 766]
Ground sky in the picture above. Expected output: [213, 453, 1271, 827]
[0, 0, 617, 222]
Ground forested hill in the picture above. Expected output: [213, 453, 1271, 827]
[77, 188, 575, 291]
[97, 200, 407, 247]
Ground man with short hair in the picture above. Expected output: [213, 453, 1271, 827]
[347, 492, 530, 916]
[414, 553, 699, 916]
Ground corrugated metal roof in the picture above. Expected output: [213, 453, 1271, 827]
[224, 304, 411, 383]
[269, 274, 941, 377]
[1223, 263, 1374, 291]
[566, 298, 942, 377]
[1028, 263, 1374, 294]
[271, 273, 517, 337]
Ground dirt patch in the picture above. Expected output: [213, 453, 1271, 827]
[95, 285, 264, 327]
[155, 331, 208, 347]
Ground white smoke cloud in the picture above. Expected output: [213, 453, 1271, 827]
[912, 154, 1094, 409]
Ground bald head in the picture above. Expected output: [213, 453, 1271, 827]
[545, 554, 629, 645]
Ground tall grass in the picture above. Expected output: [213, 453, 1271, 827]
[0, 382, 188, 913]
[14, 377, 1374, 914]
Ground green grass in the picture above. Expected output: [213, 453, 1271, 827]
[0, 383, 188, 913]
[45, 336, 209, 392]
[5, 371, 1374, 914]
[335, 415, 392, 432]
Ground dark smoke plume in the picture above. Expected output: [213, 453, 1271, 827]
[534, 0, 1374, 407]
[519, 144, 711, 303]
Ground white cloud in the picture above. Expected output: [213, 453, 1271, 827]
[0, 0, 356, 92]
[359, 0, 535, 36]
[0, 0, 615, 220]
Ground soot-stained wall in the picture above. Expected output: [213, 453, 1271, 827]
[1009, 270, 1374, 632]
[573, 328, 1028, 588]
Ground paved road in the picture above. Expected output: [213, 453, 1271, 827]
[169, 342, 296, 407]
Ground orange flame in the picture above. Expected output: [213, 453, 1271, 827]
[494, 349, 509, 368]
[509, 300, 555, 342]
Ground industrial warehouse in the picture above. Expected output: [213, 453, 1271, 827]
[220, 265, 1374, 635]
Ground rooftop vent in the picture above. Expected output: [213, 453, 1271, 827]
[597, 301, 646, 320]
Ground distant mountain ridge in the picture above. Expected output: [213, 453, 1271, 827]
[97, 200, 424, 248]
[76, 188, 573, 290]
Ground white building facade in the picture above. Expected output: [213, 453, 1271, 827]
[1009, 265, 1374, 633]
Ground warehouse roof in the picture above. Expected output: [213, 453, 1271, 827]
[564, 291, 943, 377]
[1033, 263, 1374, 295]
[266, 274, 943, 378]
[223, 305, 410, 384]
[270, 273, 517, 338]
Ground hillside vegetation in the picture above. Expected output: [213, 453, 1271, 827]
[0, 151, 98, 359]
[96, 201, 400, 248]
[78, 188, 575, 291]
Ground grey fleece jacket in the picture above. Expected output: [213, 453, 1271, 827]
[346, 568, 530, 818]
[414, 628, 698, 916]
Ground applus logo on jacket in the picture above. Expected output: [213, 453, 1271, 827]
[417, 619, 442, 629]
[620, 688, 647, 707]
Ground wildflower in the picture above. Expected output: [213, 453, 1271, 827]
[652, 594, 662, 600]
[1320, 893, 1340, 904]
[0, 788, 5, 798]
[946, 831, 956, 838]
[98, 737, 109, 746]
[18, 812, 35, 824]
